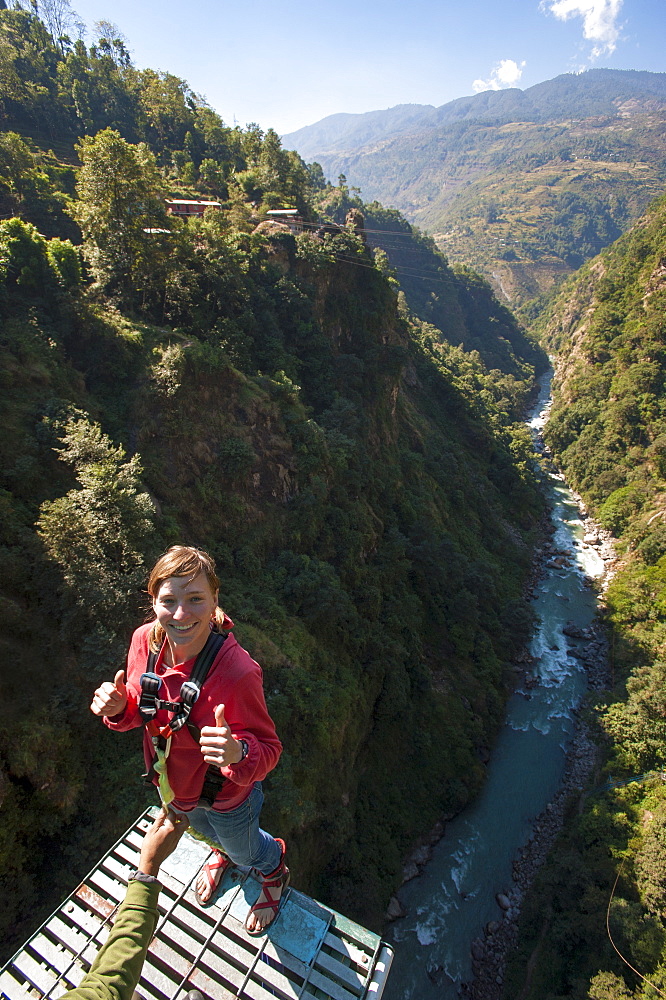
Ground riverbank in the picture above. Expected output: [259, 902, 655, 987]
[380, 376, 620, 1000]
[384, 496, 618, 920]
[383, 485, 619, 1000]
[457, 488, 617, 1000]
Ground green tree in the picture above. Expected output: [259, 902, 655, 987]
[588, 970, 633, 998]
[0, 216, 67, 302]
[71, 128, 168, 305]
[635, 806, 666, 919]
[0, 132, 36, 211]
[38, 415, 156, 674]
[138, 69, 195, 151]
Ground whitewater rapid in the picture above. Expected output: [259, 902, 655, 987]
[383, 374, 607, 999]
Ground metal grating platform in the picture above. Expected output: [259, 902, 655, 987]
[1, 808, 393, 1000]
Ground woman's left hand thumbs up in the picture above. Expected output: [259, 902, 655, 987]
[200, 704, 243, 766]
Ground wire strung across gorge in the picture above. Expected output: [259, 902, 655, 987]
[321, 249, 458, 288]
[301, 226, 457, 285]
[298, 219, 433, 239]
[298, 218, 621, 255]
[298, 218, 624, 280]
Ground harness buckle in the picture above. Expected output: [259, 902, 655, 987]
[180, 680, 200, 708]
[139, 671, 161, 720]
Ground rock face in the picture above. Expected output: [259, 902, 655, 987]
[386, 896, 406, 921]
[401, 861, 420, 883]
[386, 819, 446, 918]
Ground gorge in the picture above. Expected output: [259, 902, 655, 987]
[383, 374, 615, 999]
[2, 7, 666, 997]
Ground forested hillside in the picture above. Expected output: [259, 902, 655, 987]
[284, 70, 666, 309]
[504, 194, 666, 998]
[0, 6, 546, 958]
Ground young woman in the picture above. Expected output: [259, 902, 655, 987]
[90, 545, 288, 934]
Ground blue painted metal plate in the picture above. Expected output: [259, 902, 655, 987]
[229, 878, 331, 963]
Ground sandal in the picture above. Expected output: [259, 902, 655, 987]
[194, 849, 231, 906]
[245, 838, 290, 936]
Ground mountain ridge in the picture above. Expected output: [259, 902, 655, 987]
[284, 69, 666, 308]
[283, 69, 666, 158]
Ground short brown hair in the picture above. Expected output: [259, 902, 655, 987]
[147, 545, 219, 598]
[147, 545, 224, 651]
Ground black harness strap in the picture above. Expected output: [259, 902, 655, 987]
[139, 629, 229, 807]
[140, 629, 228, 732]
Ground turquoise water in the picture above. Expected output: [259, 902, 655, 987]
[384, 377, 605, 999]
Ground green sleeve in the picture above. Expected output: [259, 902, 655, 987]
[64, 880, 160, 1000]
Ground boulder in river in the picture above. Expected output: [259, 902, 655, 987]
[496, 893, 511, 911]
[471, 938, 485, 960]
[401, 861, 420, 883]
[386, 895, 406, 921]
[411, 844, 433, 866]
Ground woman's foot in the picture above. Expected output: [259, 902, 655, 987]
[245, 839, 290, 935]
[194, 849, 231, 905]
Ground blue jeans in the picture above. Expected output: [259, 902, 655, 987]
[181, 783, 281, 876]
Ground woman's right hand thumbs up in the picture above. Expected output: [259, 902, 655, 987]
[90, 668, 128, 717]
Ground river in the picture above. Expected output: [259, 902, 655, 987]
[383, 373, 608, 999]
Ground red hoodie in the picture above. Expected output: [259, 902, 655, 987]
[104, 621, 282, 812]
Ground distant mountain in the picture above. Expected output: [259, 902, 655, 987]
[283, 103, 436, 162]
[284, 70, 666, 307]
[284, 71, 666, 156]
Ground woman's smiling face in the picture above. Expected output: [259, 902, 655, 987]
[153, 572, 218, 664]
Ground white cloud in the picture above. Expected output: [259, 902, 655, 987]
[541, 0, 624, 59]
[472, 59, 526, 94]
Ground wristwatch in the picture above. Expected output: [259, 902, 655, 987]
[237, 739, 249, 761]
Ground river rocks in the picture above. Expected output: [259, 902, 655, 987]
[471, 938, 485, 960]
[455, 397, 618, 1000]
[399, 823, 442, 885]
[385, 895, 406, 921]
[511, 649, 535, 665]
[563, 620, 611, 689]
[546, 555, 571, 568]
[401, 861, 420, 883]
[495, 893, 511, 911]
[412, 844, 433, 866]
[425, 962, 444, 985]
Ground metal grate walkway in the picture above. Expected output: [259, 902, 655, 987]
[1, 808, 393, 1000]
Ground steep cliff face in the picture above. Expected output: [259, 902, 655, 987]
[0, 217, 543, 952]
[505, 194, 666, 998]
[541, 193, 666, 505]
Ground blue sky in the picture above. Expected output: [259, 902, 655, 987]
[66, 0, 664, 135]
